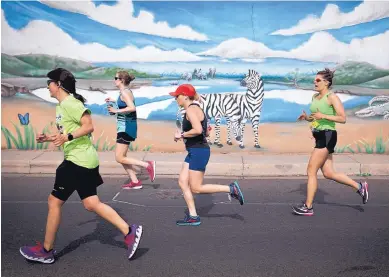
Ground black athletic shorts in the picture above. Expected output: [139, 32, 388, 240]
[51, 160, 103, 201]
[116, 132, 135, 145]
[312, 129, 337, 154]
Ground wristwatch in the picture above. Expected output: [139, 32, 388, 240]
[67, 133, 74, 141]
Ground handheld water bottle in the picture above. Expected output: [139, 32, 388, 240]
[107, 101, 116, 115]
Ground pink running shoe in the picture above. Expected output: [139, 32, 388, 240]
[122, 181, 142, 190]
[146, 161, 156, 182]
[125, 224, 143, 260]
[20, 241, 56, 264]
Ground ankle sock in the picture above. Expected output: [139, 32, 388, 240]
[358, 182, 362, 190]
[127, 227, 132, 236]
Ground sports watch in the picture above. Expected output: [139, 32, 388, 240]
[67, 133, 74, 141]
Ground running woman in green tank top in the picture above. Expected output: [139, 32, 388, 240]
[19, 68, 143, 264]
[292, 68, 369, 216]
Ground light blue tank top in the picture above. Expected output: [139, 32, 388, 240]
[117, 92, 137, 138]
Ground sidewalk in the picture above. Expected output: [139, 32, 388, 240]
[1, 150, 388, 177]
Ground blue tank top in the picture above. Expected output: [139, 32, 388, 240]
[117, 91, 137, 138]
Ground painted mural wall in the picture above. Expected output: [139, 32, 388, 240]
[1, 0, 389, 154]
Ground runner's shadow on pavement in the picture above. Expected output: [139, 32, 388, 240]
[193, 194, 245, 221]
[290, 183, 364, 212]
[55, 210, 149, 261]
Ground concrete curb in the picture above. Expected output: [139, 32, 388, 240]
[1, 151, 388, 177]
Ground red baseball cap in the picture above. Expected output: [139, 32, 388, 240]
[169, 84, 196, 97]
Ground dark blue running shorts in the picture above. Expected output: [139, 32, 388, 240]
[184, 147, 210, 172]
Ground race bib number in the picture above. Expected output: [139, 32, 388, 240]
[310, 120, 319, 129]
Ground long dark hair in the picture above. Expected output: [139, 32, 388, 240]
[58, 82, 86, 105]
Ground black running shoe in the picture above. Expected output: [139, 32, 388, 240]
[292, 202, 314, 216]
[357, 181, 369, 204]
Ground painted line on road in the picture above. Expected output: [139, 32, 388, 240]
[1, 201, 115, 204]
[112, 191, 120, 201]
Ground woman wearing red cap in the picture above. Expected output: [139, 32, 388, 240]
[170, 84, 245, 226]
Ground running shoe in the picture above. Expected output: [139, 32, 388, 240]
[292, 202, 314, 216]
[122, 181, 142, 189]
[146, 161, 156, 182]
[229, 181, 244, 205]
[357, 181, 369, 204]
[176, 214, 201, 226]
[125, 224, 143, 260]
[20, 241, 56, 264]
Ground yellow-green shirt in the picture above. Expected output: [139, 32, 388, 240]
[55, 96, 99, 169]
[309, 92, 336, 131]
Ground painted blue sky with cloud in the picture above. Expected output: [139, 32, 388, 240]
[3, 0, 389, 52]
[2, 0, 389, 73]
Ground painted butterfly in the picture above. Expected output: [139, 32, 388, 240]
[18, 113, 30, 125]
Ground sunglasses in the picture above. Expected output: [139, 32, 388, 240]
[47, 80, 56, 86]
[114, 77, 121, 80]
[315, 78, 326, 83]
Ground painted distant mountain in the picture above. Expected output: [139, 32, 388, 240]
[1, 53, 157, 79]
[287, 61, 389, 88]
[359, 75, 389, 89]
[333, 61, 389, 85]
[16, 54, 94, 72]
[74, 67, 159, 79]
[1, 53, 42, 76]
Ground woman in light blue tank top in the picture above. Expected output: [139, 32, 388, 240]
[105, 71, 156, 189]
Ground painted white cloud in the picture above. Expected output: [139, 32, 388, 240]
[39, 0, 208, 41]
[198, 31, 389, 69]
[241, 59, 265, 63]
[271, 0, 389, 36]
[1, 10, 204, 63]
[198, 38, 277, 59]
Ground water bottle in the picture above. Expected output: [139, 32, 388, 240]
[107, 101, 116, 115]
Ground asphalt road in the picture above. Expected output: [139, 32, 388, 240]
[2, 174, 389, 277]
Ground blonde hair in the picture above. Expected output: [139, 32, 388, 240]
[189, 93, 201, 102]
[117, 71, 135, 86]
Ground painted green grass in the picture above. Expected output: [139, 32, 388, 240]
[2, 123, 153, 152]
[91, 131, 152, 152]
[92, 131, 116, 152]
[1, 122, 53, 150]
[335, 132, 389, 154]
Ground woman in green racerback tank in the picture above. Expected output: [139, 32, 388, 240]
[292, 68, 369, 216]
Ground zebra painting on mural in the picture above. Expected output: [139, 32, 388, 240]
[231, 69, 265, 148]
[176, 69, 264, 149]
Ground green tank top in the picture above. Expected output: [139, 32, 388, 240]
[309, 92, 336, 131]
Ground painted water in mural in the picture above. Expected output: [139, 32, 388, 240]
[1, 0, 389, 153]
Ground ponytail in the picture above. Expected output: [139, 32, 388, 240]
[194, 93, 200, 102]
[190, 92, 201, 103]
[71, 91, 86, 105]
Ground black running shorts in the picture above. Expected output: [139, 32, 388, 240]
[312, 129, 337, 154]
[116, 132, 135, 145]
[51, 160, 103, 201]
